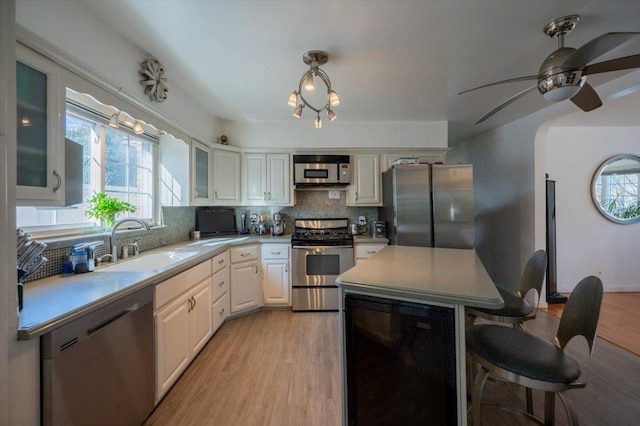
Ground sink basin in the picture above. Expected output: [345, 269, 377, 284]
[97, 250, 199, 272]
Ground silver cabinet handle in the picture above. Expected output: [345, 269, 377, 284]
[285, 264, 288, 273]
[240, 252, 250, 257]
[187, 297, 193, 312]
[263, 192, 267, 201]
[254, 265, 258, 273]
[355, 191, 359, 201]
[271, 251, 281, 255]
[218, 280, 225, 287]
[218, 259, 224, 265]
[366, 251, 377, 254]
[219, 308, 225, 317]
[268, 192, 271, 200]
[192, 296, 196, 310]
[52, 170, 62, 193]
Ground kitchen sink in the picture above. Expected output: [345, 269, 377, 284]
[97, 250, 199, 272]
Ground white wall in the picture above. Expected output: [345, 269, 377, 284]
[220, 120, 447, 149]
[545, 126, 640, 292]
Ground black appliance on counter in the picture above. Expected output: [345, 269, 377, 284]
[196, 207, 237, 237]
[291, 218, 354, 311]
[345, 294, 457, 425]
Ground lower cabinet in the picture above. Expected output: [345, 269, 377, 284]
[230, 244, 261, 314]
[262, 244, 291, 306]
[211, 250, 230, 333]
[155, 261, 213, 402]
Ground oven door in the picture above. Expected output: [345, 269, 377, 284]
[292, 245, 355, 287]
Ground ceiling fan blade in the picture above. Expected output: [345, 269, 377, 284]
[585, 54, 640, 75]
[562, 32, 640, 69]
[475, 85, 538, 124]
[458, 75, 539, 95]
[570, 83, 602, 112]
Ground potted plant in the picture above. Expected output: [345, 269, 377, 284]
[85, 192, 136, 229]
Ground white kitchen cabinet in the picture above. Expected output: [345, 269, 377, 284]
[155, 261, 213, 401]
[355, 242, 387, 265]
[230, 245, 261, 313]
[243, 153, 292, 205]
[16, 44, 66, 205]
[381, 150, 448, 171]
[191, 139, 213, 205]
[212, 148, 241, 205]
[211, 250, 230, 333]
[347, 153, 381, 206]
[261, 244, 291, 306]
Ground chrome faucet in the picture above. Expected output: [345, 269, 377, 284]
[111, 218, 151, 262]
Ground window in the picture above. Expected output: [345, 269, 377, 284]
[16, 102, 158, 232]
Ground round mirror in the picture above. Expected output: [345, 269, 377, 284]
[591, 154, 640, 224]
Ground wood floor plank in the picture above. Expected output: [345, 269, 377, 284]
[145, 307, 640, 426]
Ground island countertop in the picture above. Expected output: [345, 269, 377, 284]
[336, 245, 503, 309]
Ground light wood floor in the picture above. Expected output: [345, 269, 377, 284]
[145, 308, 640, 426]
[543, 292, 640, 356]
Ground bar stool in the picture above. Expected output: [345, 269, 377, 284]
[467, 249, 548, 331]
[466, 275, 603, 425]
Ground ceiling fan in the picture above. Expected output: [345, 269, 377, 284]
[459, 15, 640, 124]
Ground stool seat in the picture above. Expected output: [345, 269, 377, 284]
[466, 325, 581, 384]
[473, 286, 534, 318]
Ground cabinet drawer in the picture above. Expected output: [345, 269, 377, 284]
[155, 261, 211, 310]
[355, 244, 387, 259]
[213, 292, 229, 333]
[230, 245, 259, 263]
[212, 265, 230, 302]
[211, 250, 230, 274]
[261, 244, 290, 260]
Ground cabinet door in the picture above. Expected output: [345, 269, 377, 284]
[189, 279, 213, 357]
[243, 153, 267, 205]
[155, 297, 190, 400]
[381, 150, 448, 172]
[16, 45, 64, 204]
[230, 261, 260, 313]
[266, 153, 291, 205]
[191, 140, 212, 205]
[262, 260, 290, 305]
[213, 149, 241, 205]
[348, 154, 381, 206]
[213, 292, 229, 333]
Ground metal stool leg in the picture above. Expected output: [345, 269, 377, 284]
[544, 391, 556, 425]
[526, 387, 534, 415]
[472, 365, 490, 426]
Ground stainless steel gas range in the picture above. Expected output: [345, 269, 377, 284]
[291, 218, 355, 311]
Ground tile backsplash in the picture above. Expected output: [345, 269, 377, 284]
[25, 190, 378, 283]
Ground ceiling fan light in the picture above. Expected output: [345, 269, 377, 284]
[108, 112, 120, 128]
[303, 71, 315, 91]
[326, 108, 337, 122]
[133, 120, 144, 134]
[329, 90, 340, 106]
[293, 104, 304, 118]
[315, 114, 322, 128]
[288, 91, 298, 107]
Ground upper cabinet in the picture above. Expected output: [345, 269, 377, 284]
[381, 150, 448, 172]
[16, 45, 66, 205]
[212, 149, 241, 205]
[190, 139, 212, 205]
[243, 153, 292, 206]
[347, 153, 381, 206]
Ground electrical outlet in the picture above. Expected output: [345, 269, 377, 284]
[328, 190, 341, 200]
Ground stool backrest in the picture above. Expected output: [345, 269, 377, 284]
[556, 276, 603, 355]
[518, 249, 548, 306]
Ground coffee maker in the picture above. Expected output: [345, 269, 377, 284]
[273, 213, 285, 236]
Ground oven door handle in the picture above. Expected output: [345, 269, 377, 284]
[292, 245, 353, 251]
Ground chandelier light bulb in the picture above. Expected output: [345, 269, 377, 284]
[287, 91, 298, 107]
[329, 90, 340, 106]
[327, 108, 337, 122]
[133, 120, 144, 135]
[293, 104, 304, 118]
[315, 114, 322, 128]
[303, 71, 315, 91]
[108, 112, 120, 128]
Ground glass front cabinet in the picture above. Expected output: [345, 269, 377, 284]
[191, 139, 213, 205]
[16, 44, 65, 205]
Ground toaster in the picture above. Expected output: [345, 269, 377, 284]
[370, 221, 387, 238]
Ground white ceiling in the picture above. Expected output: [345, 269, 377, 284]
[80, 0, 640, 143]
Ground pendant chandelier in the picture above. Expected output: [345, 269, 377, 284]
[287, 50, 340, 128]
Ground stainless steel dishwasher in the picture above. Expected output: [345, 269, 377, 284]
[41, 286, 154, 426]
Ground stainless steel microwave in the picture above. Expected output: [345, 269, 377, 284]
[293, 154, 351, 187]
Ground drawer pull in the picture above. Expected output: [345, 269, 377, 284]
[271, 251, 281, 255]
[218, 281, 225, 287]
[219, 308, 225, 316]
[218, 259, 224, 264]
[366, 251, 377, 254]
[241, 253, 250, 257]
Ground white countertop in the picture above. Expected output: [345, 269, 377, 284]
[337, 245, 503, 309]
[18, 234, 292, 340]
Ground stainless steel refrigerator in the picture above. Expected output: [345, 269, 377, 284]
[379, 164, 475, 249]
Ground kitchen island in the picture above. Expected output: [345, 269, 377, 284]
[336, 246, 503, 426]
